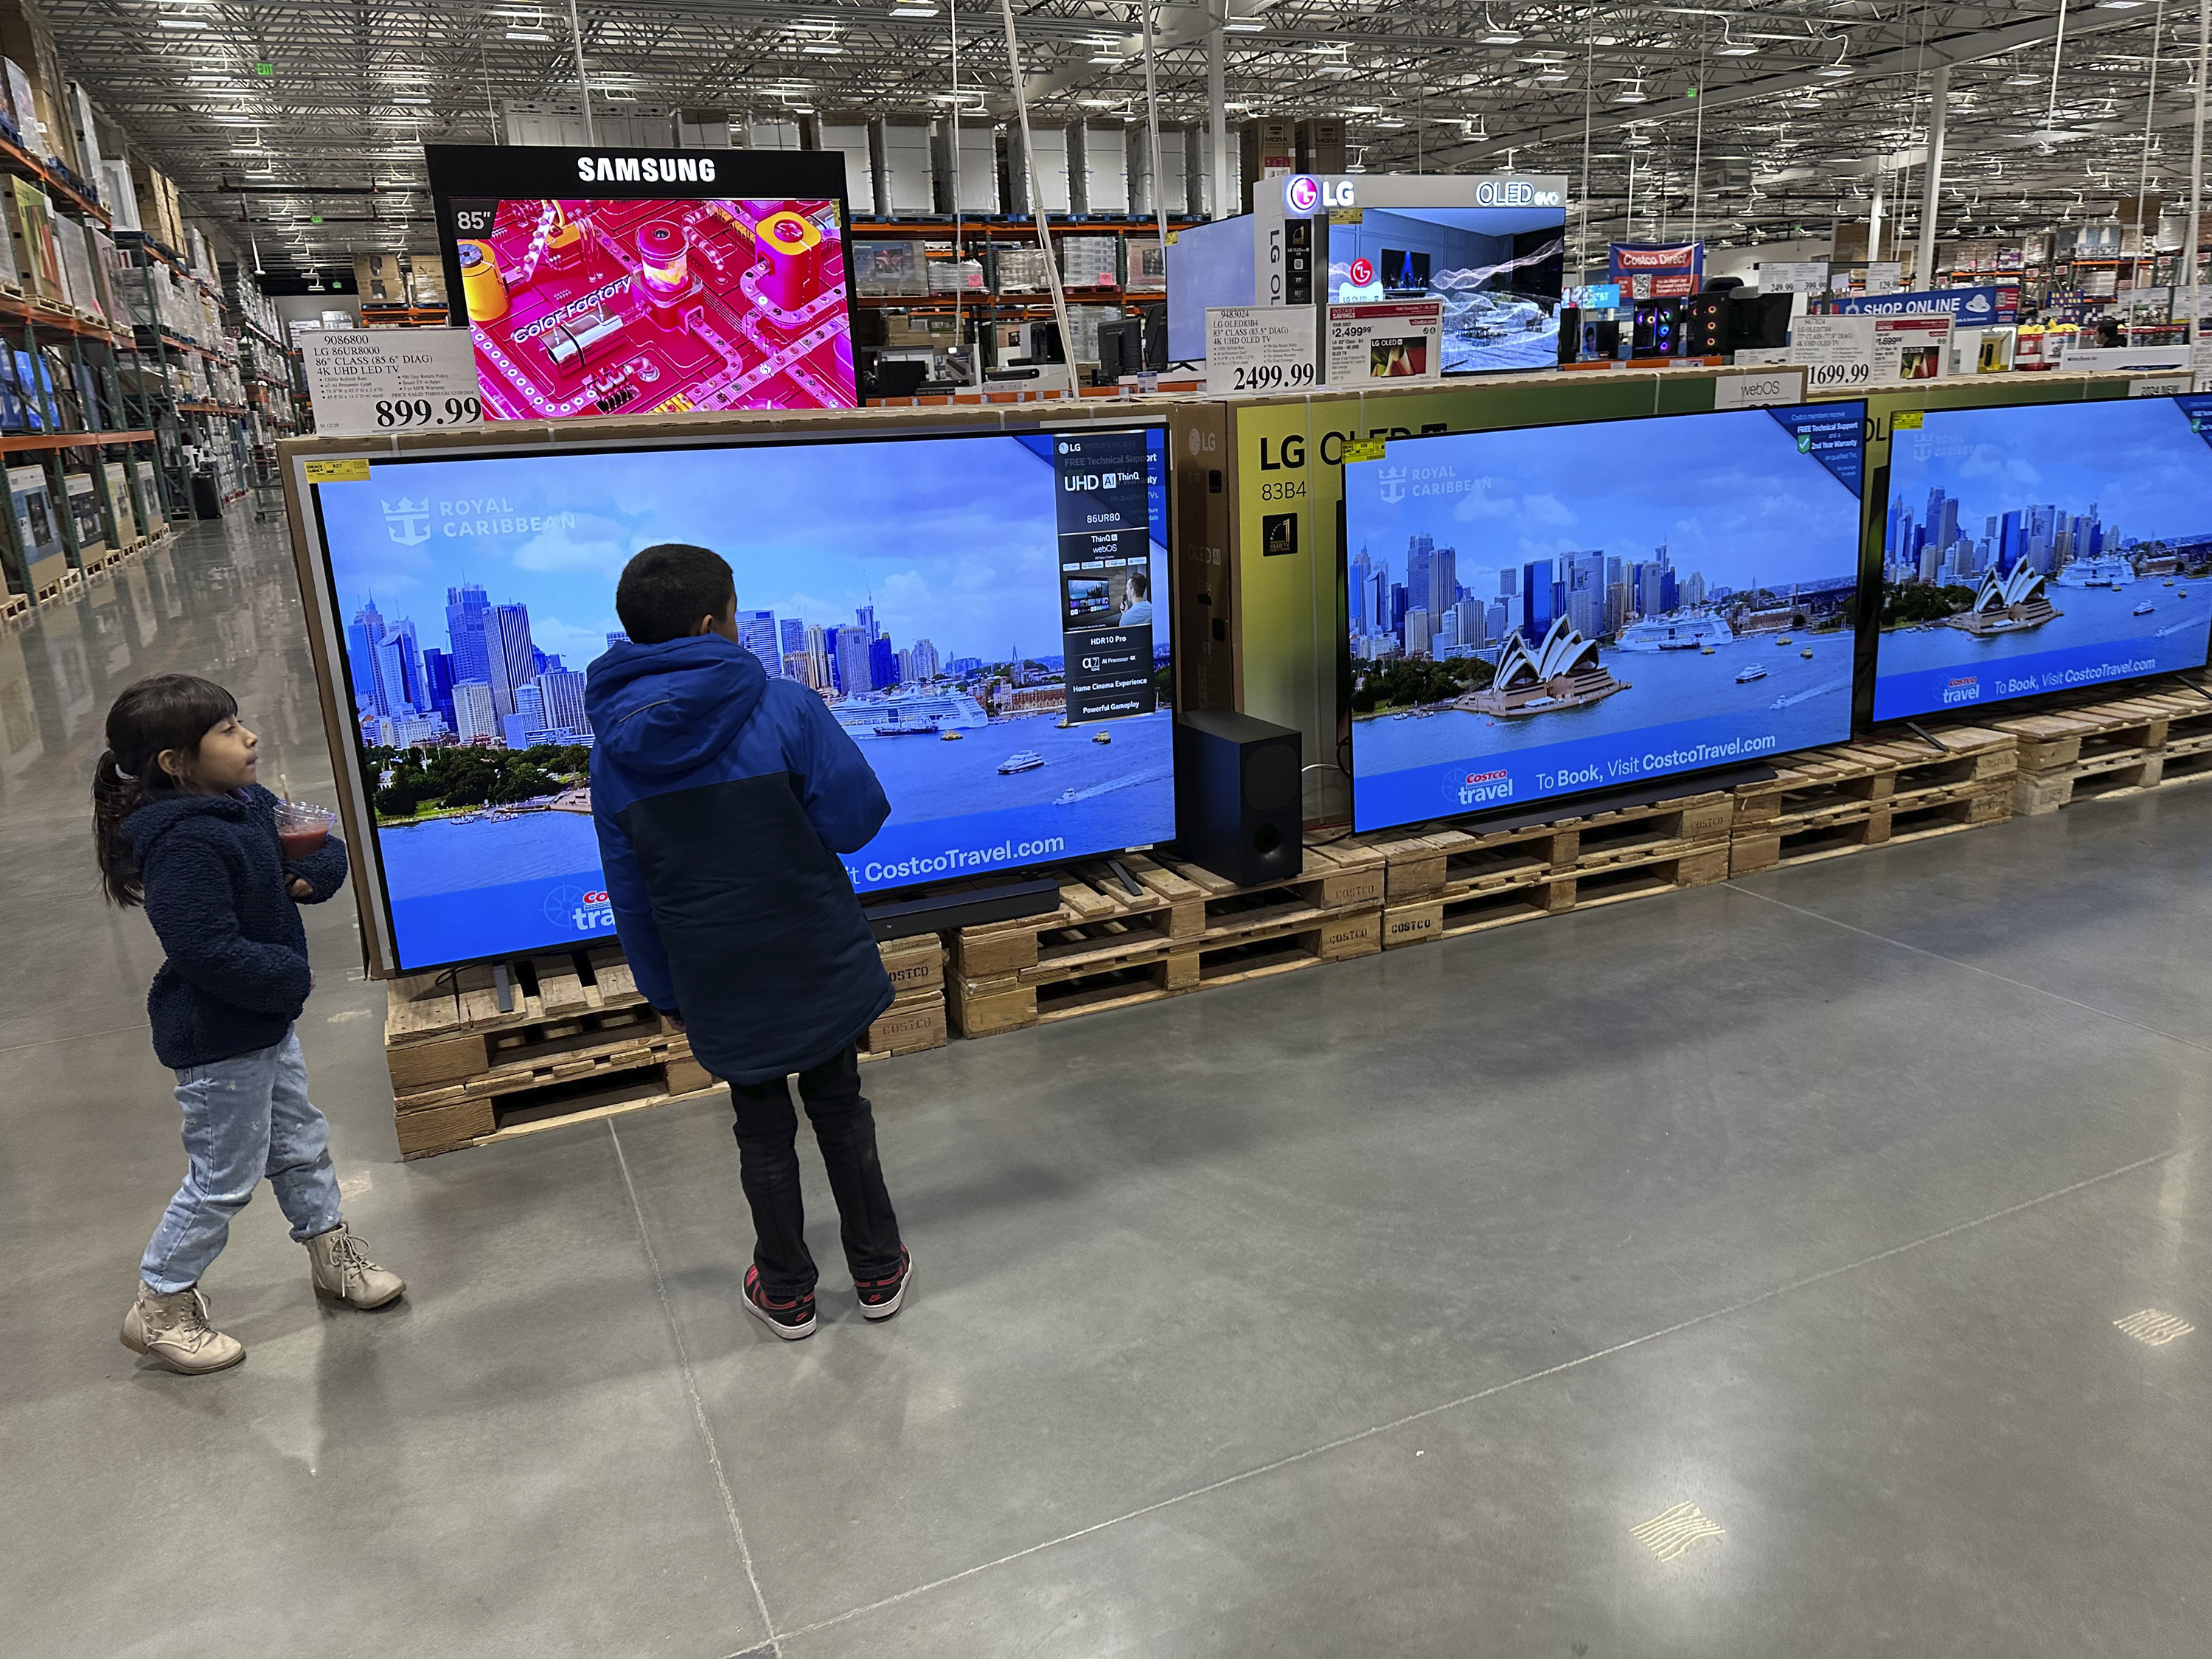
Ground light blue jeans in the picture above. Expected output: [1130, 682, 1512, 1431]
[141, 1027, 344, 1294]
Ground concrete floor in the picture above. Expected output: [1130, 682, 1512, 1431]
[2, 518, 2206, 1658]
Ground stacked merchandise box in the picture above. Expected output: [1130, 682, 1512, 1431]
[100, 459, 137, 546]
[4, 176, 59, 302]
[63, 470, 104, 563]
[54, 217, 100, 320]
[133, 456, 164, 533]
[408, 262, 447, 310]
[8, 462, 66, 595]
[852, 240, 928, 298]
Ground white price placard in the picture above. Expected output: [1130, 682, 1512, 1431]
[1790, 316, 1874, 389]
[1761, 261, 1831, 296]
[1868, 315, 1952, 383]
[1204, 305, 1318, 396]
[302, 328, 483, 436]
[1865, 261, 1903, 296]
[1324, 300, 1444, 388]
[2194, 338, 2212, 394]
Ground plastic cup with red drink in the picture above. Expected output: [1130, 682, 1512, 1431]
[274, 800, 335, 860]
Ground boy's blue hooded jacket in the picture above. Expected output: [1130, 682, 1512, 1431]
[584, 633, 894, 1085]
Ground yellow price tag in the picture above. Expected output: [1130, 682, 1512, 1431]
[302, 458, 371, 484]
[1342, 439, 1385, 463]
[1891, 411, 1924, 429]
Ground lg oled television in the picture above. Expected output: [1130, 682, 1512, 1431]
[1343, 403, 1866, 832]
[426, 145, 858, 421]
[1326, 206, 1565, 375]
[1872, 396, 2212, 721]
[302, 421, 1173, 973]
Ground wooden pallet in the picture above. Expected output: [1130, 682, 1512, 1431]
[945, 845, 1384, 1039]
[389, 935, 945, 1157]
[1729, 726, 2018, 874]
[1382, 844, 1730, 947]
[0, 590, 27, 627]
[1999, 688, 2212, 813]
[950, 902, 1382, 1035]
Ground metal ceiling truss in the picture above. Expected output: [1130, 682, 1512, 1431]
[32, 1, 2202, 277]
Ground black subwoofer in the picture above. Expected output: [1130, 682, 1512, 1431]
[1172, 710, 1302, 886]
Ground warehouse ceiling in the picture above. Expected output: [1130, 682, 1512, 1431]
[37, 0, 2206, 279]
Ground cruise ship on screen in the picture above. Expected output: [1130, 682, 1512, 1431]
[1616, 611, 1735, 652]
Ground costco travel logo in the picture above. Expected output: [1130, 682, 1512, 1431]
[544, 885, 617, 934]
[1445, 766, 1513, 807]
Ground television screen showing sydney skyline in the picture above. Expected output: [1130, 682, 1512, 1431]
[1874, 395, 2212, 720]
[313, 428, 1172, 970]
[1343, 403, 1865, 832]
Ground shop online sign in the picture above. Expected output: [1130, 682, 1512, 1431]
[1829, 285, 2014, 324]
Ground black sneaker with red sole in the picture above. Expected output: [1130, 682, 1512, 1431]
[743, 1267, 816, 1340]
[855, 1246, 913, 1321]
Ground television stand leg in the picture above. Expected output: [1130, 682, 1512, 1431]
[1904, 720, 1947, 754]
[493, 962, 514, 1014]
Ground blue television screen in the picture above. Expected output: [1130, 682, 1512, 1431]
[310, 422, 1173, 972]
[1343, 403, 1865, 832]
[1873, 396, 2212, 721]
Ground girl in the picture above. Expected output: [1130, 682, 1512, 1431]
[95, 673, 403, 1376]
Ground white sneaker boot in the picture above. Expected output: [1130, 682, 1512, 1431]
[121, 1284, 246, 1374]
[305, 1225, 406, 1310]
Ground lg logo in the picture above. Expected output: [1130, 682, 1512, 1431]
[1283, 175, 1354, 213]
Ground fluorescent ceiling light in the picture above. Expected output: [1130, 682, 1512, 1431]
[1319, 63, 1357, 74]
[1536, 70, 1571, 80]
[801, 41, 846, 53]
[1615, 90, 1648, 102]
[1225, 18, 1265, 29]
[1088, 52, 1121, 63]
[1375, 116, 1405, 127]
[1343, 105, 1381, 114]
[890, 3, 939, 14]
[506, 27, 550, 40]
[159, 18, 207, 29]
[394, 95, 432, 104]
[1815, 66, 1851, 79]
[1481, 32, 1522, 44]
[1716, 45, 1756, 55]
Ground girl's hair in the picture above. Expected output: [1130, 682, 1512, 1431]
[94, 673, 239, 907]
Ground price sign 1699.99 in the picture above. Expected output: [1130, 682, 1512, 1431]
[1805, 359, 1871, 391]
[375, 395, 483, 428]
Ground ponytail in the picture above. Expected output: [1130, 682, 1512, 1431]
[94, 749, 150, 906]
[93, 673, 239, 908]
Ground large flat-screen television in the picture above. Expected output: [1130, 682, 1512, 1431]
[1343, 403, 1866, 832]
[302, 420, 1174, 973]
[1873, 395, 2212, 721]
[425, 145, 858, 420]
[1328, 206, 1565, 375]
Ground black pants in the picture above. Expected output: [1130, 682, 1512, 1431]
[727, 1042, 903, 1300]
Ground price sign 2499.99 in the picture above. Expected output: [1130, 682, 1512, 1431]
[376, 394, 483, 428]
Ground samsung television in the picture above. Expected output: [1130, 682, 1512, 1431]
[1872, 396, 2212, 721]
[301, 421, 1173, 973]
[1343, 403, 1866, 832]
[425, 144, 858, 420]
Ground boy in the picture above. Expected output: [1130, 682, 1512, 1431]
[585, 543, 911, 1340]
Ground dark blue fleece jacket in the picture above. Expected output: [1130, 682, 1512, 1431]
[128, 784, 349, 1069]
[585, 633, 894, 1085]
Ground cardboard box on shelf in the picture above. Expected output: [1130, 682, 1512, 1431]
[5, 175, 58, 299]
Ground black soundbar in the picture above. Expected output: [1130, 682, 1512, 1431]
[861, 876, 1064, 942]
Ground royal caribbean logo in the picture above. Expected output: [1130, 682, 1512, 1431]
[382, 496, 431, 546]
[1377, 466, 1408, 504]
